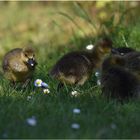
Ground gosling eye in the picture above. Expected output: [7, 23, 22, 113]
[24, 54, 28, 57]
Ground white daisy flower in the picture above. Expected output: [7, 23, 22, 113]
[34, 79, 49, 88]
[71, 90, 80, 97]
[26, 116, 37, 126]
[73, 108, 81, 114]
[2, 132, 8, 138]
[43, 88, 50, 94]
[97, 79, 101, 86]
[110, 123, 117, 130]
[34, 79, 42, 87]
[27, 96, 32, 101]
[86, 44, 94, 50]
[71, 123, 80, 129]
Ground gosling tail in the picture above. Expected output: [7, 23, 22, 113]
[49, 67, 60, 79]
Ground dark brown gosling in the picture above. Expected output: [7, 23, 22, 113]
[101, 55, 140, 101]
[50, 37, 112, 91]
[2, 47, 37, 87]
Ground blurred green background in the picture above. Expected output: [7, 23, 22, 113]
[0, 1, 139, 59]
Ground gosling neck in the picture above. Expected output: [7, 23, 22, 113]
[92, 46, 106, 59]
[91, 46, 110, 68]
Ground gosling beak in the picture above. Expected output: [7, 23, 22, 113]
[111, 48, 119, 54]
[27, 59, 36, 67]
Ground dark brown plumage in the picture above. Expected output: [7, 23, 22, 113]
[50, 37, 112, 90]
[123, 51, 140, 78]
[2, 47, 37, 86]
[111, 47, 140, 78]
[101, 55, 140, 100]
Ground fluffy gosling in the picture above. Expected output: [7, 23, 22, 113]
[2, 47, 37, 86]
[50, 37, 112, 91]
[101, 55, 140, 100]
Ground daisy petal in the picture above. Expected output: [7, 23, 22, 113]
[41, 82, 49, 88]
[73, 108, 81, 114]
[34, 79, 42, 87]
[71, 123, 80, 129]
[26, 116, 37, 126]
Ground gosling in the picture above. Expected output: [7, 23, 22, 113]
[50, 37, 112, 91]
[2, 47, 37, 86]
[101, 55, 140, 100]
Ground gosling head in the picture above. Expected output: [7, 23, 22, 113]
[111, 47, 135, 56]
[95, 37, 113, 55]
[22, 47, 37, 68]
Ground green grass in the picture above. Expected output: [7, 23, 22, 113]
[0, 75, 140, 139]
[0, 2, 140, 139]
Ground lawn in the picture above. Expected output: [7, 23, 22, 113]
[0, 2, 140, 139]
